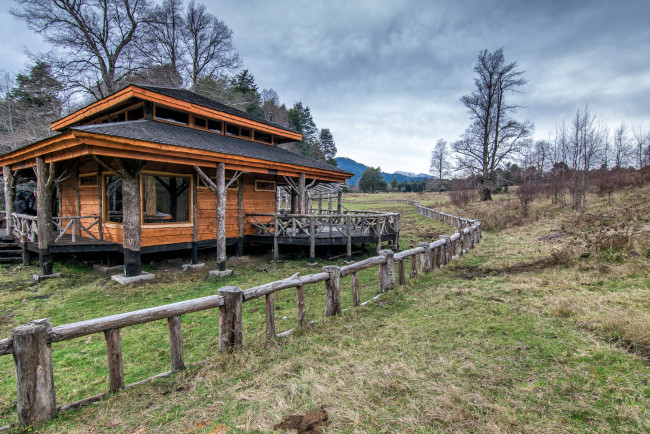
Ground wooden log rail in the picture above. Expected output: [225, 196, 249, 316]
[11, 213, 101, 244]
[0, 204, 480, 428]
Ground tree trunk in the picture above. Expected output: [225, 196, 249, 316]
[36, 157, 54, 275]
[120, 159, 143, 277]
[3, 166, 14, 237]
[216, 163, 227, 271]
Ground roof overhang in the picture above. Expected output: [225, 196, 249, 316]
[0, 131, 350, 183]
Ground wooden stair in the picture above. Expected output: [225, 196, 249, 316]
[0, 236, 22, 263]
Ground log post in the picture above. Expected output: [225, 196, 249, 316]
[298, 173, 306, 214]
[191, 172, 199, 264]
[265, 293, 276, 339]
[237, 176, 244, 256]
[35, 157, 54, 276]
[429, 242, 436, 269]
[75, 167, 81, 237]
[168, 316, 185, 372]
[346, 215, 352, 262]
[218, 286, 243, 352]
[337, 191, 342, 214]
[3, 166, 14, 238]
[327, 193, 332, 213]
[273, 215, 280, 262]
[376, 216, 383, 255]
[118, 158, 145, 277]
[97, 165, 103, 241]
[318, 196, 322, 214]
[309, 215, 316, 264]
[398, 257, 406, 285]
[418, 242, 430, 273]
[216, 162, 227, 271]
[352, 271, 360, 306]
[379, 249, 395, 292]
[323, 265, 341, 316]
[296, 285, 307, 326]
[11, 319, 56, 426]
[104, 328, 124, 392]
[440, 235, 451, 265]
[410, 253, 417, 278]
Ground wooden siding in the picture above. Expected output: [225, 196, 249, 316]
[57, 161, 277, 248]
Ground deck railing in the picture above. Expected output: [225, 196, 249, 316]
[246, 211, 400, 261]
[10, 213, 101, 244]
[0, 203, 481, 427]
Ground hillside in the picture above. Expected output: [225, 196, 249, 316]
[336, 157, 431, 186]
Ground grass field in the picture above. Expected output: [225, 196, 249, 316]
[0, 185, 648, 432]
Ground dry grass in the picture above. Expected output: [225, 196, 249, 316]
[1, 186, 649, 432]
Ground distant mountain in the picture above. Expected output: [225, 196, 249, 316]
[336, 157, 431, 186]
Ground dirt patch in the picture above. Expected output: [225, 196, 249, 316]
[27, 293, 54, 301]
[273, 408, 329, 433]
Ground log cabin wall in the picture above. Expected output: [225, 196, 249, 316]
[59, 159, 278, 248]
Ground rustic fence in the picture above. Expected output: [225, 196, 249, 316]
[0, 203, 481, 427]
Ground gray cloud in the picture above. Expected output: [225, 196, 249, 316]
[1, 0, 648, 173]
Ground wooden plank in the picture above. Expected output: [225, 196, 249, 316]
[243, 272, 329, 301]
[340, 255, 386, 277]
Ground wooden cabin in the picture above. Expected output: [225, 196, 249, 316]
[0, 84, 352, 278]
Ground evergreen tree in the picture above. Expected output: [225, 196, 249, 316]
[288, 101, 322, 160]
[230, 69, 263, 117]
[359, 167, 387, 193]
[390, 178, 399, 190]
[318, 128, 337, 165]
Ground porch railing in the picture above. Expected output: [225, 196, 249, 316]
[10, 213, 101, 244]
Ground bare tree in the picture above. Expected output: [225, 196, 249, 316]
[12, 0, 150, 100]
[612, 122, 632, 168]
[453, 48, 533, 200]
[183, 1, 240, 90]
[429, 139, 450, 193]
[567, 107, 604, 212]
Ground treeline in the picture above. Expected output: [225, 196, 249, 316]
[0, 0, 337, 165]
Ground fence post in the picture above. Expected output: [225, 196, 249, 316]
[296, 285, 307, 326]
[418, 242, 430, 273]
[218, 286, 243, 352]
[410, 253, 418, 278]
[323, 266, 341, 316]
[265, 293, 276, 339]
[439, 236, 450, 266]
[379, 249, 395, 292]
[273, 216, 280, 262]
[428, 242, 437, 269]
[352, 272, 361, 306]
[12, 319, 56, 426]
[104, 328, 124, 392]
[168, 316, 185, 372]
[309, 216, 316, 264]
[398, 257, 406, 285]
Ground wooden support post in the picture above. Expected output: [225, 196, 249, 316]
[22, 244, 30, 266]
[273, 215, 280, 262]
[395, 214, 400, 251]
[35, 157, 54, 276]
[75, 167, 81, 237]
[296, 285, 306, 326]
[11, 319, 56, 426]
[379, 249, 395, 292]
[440, 235, 451, 265]
[346, 215, 352, 262]
[265, 293, 276, 339]
[97, 165, 103, 241]
[3, 166, 14, 238]
[238, 177, 244, 256]
[376, 216, 383, 255]
[318, 196, 322, 213]
[398, 258, 406, 285]
[167, 316, 185, 372]
[327, 193, 332, 213]
[352, 271, 360, 306]
[418, 242, 430, 273]
[290, 191, 298, 214]
[218, 286, 243, 352]
[429, 243, 436, 269]
[191, 172, 199, 264]
[104, 328, 124, 392]
[108, 158, 146, 277]
[337, 191, 342, 214]
[216, 163, 227, 271]
[323, 265, 341, 316]
[309, 215, 316, 264]
[298, 173, 306, 214]
[410, 254, 417, 278]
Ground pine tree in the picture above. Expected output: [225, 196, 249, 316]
[318, 128, 337, 165]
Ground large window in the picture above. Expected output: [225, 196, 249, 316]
[105, 175, 123, 223]
[142, 174, 191, 223]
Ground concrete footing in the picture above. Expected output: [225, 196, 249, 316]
[209, 269, 233, 278]
[93, 264, 123, 274]
[182, 263, 205, 271]
[111, 272, 155, 285]
[32, 273, 61, 282]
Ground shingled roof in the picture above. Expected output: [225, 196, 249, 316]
[72, 120, 351, 175]
[135, 84, 298, 134]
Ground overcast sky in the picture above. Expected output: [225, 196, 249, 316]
[1, 0, 648, 174]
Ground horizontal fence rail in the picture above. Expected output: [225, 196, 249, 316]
[0, 203, 481, 427]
